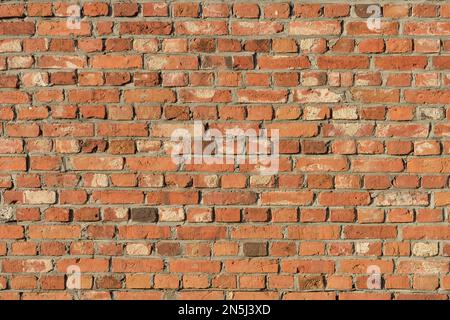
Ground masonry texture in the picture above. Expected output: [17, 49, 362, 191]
[0, 0, 449, 300]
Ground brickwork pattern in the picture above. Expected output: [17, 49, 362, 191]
[0, 1, 449, 300]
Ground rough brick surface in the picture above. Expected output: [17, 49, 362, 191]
[0, 1, 449, 300]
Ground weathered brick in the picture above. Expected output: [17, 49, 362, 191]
[130, 208, 158, 223]
[243, 242, 268, 257]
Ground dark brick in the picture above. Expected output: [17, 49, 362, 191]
[243, 242, 268, 257]
[131, 207, 158, 222]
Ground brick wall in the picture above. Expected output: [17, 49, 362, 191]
[0, 1, 449, 300]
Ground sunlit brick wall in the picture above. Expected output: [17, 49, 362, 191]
[0, 1, 449, 300]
